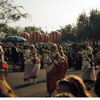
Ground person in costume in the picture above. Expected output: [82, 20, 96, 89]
[82, 45, 96, 89]
[58, 45, 68, 61]
[24, 44, 40, 84]
[30, 44, 40, 83]
[42, 43, 68, 97]
[23, 44, 31, 84]
[0, 44, 8, 80]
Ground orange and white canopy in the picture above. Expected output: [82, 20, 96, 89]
[49, 31, 61, 43]
[20, 32, 30, 40]
[30, 31, 42, 42]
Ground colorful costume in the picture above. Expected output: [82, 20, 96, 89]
[0, 45, 8, 80]
[42, 44, 68, 96]
[82, 46, 96, 83]
[24, 46, 40, 83]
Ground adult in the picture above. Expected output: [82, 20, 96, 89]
[0, 44, 8, 80]
[58, 45, 68, 61]
[24, 44, 40, 84]
[42, 43, 68, 97]
[30, 44, 40, 83]
[11, 44, 19, 71]
[81, 45, 96, 89]
[56, 75, 91, 97]
[94, 47, 100, 97]
[94, 68, 100, 97]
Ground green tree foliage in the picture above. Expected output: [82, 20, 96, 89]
[24, 26, 45, 34]
[58, 9, 100, 43]
[0, 0, 28, 37]
[0, 23, 19, 37]
[58, 24, 76, 42]
[77, 13, 89, 41]
[89, 9, 100, 40]
[0, 0, 28, 24]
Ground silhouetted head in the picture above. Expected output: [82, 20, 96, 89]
[56, 75, 91, 97]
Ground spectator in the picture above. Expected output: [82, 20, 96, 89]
[94, 68, 100, 97]
[56, 75, 92, 97]
[11, 44, 19, 71]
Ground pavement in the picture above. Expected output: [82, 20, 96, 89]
[7, 67, 99, 97]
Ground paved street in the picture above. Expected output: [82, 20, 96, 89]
[7, 68, 98, 97]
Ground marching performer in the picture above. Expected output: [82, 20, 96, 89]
[58, 45, 68, 62]
[82, 45, 96, 88]
[24, 44, 40, 84]
[0, 44, 8, 80]
[42, 43, 68, 97]
[30, 44, 40, 84]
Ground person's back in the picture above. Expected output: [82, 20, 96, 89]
[94, 71, 100, 97]
[11, 45, 19, 71]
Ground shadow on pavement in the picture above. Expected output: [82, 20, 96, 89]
[14, 80, 46, 90]
[14, 84, 30, 90]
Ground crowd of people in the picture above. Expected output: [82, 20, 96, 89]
[0, 40, 100, 97]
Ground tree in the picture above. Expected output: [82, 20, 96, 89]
[0, 0, 28, 37]
[24, 26, 45, 34]
[58, 24, 76, 42]
[77, 12, 89, 41]
[0, 0, 28, 24]
[89, 9, 100, 40]
[0, 23, 19, 37]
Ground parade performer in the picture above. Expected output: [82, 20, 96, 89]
[24, 44, 40, 84]
[0, 44, 8, 80]
[58, 45, 68, 61]
[30, 44, 40, 83]
[82, 45, 96, 88]
[42, 43, 68, 97]
[58, 45, 68, 79]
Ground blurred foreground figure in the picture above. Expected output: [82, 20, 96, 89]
[0, 79, 17, 97]
[56, 75, 92, 97]
[94, 69, 100, 97]
[54, 92, 74, 97]
[94, 47, 100, 97]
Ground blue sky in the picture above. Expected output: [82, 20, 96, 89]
[9, 0, 100, 33]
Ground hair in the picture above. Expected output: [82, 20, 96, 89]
[51, 43, 58, 52]
[57, 75, 92, 97]
[30, 44, 37, 53]
[58, 45, 67, 57]
[0, 79, 17, 97]
[54, 92, 74, 97]
[59, 45, 63, 51]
